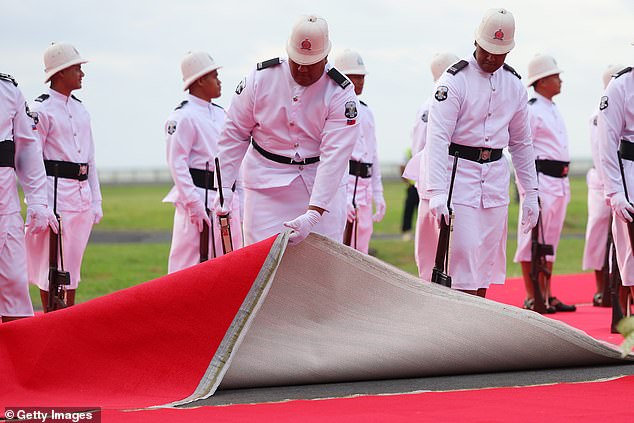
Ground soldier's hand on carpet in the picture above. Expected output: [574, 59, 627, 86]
[284, 210, 321, 245]
[26, 204, 59, 234]
[610, 192, 634, 223]
[521, 189, 539, 233]
[429, 193, 449, 226]
[187, 200, 211, 232]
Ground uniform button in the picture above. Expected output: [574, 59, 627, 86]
[492, 88, 496, 92]
[488, 112, 492, 117]
[299, 165, 304, 171]
[290, 121, 295, 126]
[485, 137, 489, 141]
[294, 143, 299, 148]
[73, 133, 77, 136]
[292, 96, 299, 102]
[69, 115, 73, 119]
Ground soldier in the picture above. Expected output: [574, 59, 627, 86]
[163, 51, 243, 273]
[25, 43, 102, 310]
[424, 8, 539, 297]
[334, 49, 385, 254]
[513, 54, 575, 312]
[0, 73, 57, 321]
[215, 15, 359, 246]
[598, 53, 634, 304]
[402, 52, 459, 265]
[582, 64, 623, 306]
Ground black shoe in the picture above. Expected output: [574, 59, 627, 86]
[549, 297, 576, 312]
[523, 298, 556, 314]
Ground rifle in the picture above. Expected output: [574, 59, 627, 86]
[617, 149, 634, 250]
[343, 175, 359, 248]
[431, 153, 458, 288]
[215, 158, 233, 255]
[599, 215, 613, 307]
[609, 237, 625, 333]
[199, 161, 216, 262]
[47, 164, 70, 312]
[529, 209, 553, 314]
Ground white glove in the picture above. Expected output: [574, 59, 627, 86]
[429, 193, 449, 226]
[346, 203, 356, 223]
[213, 187, 234, 216]
[283, 210, 321, 245]
[92, 201, 103, 225]
[610, 192, 634, 223]
[521, 189, 540, 233]
[187, 199, 211, 232]
[373, 191, 386, 222]
[26, 204, 59, 235]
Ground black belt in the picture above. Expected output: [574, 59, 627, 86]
[349, 160, 373, 178]
[251, 139, 320, 165]
[44, 160, 89, 181]
[448, 143, 503, 164]
[189, 168, 216, 190]
[535, 159, 570, 178]
[619, 139, 634, 161]
[0, 140, 15, 168]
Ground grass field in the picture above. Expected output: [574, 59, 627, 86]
[29, 177, 592, 306]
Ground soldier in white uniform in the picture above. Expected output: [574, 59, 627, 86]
[582, 64, 623, 306]
[513, 54, 575, 312]
[402, 53, 459, 267]
[163, 51, 243, 273]
[0, 73, 57, 321]
[598, 54, 634, 303]
[25, 43, 102, 310]
[424, 8, 539, 297]
[334, 49, 385, 254]
[215, 15, 359, 246]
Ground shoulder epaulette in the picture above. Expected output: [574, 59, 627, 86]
[175, 100, 188, 110]
[615, 67, 633, 78]
[71, 94, 82, 103]
[35, 93, 50, 103]
[212, 103, 224, 110]
[446, 60, 468, 75]
[359, 100, 367, 107]
[0, 73, 17, 86]
[256, 58, 281, 71]
[528, 98, 537, 105]
[327, 67, 351, 89]
[503, 63, 521, 79]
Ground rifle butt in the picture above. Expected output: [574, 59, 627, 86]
[199, 222, 209, 263]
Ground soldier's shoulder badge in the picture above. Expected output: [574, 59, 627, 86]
[257, 58, 281, 71]
[0, 73, 17, 86]
[435, 86, 449, 102]
[421, 110, 428, 123]
[599, 96, 609, 111]
[327, 68, 351, 89]
[615, 67, 633, 79]
[235, 77, 246, 95]
[503, 63, 521, 79]
[528, 98, 537, 105]
[71, 94, 82, 103]
[175, 100, 188, 110]
[35, 93, 50, 103]
[166, 120, 177, 135]
[25, 102, 38, 125]
[344, 100, 358, 125]
[446, 60, 468, 75]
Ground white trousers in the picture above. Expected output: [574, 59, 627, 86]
[348, 202, 373, 254]
[0, 213, 33, 316]
[26, 211, 93, 291]
[243, 178, 346, 246]
[612, 216, 634, 286]
[582, 186, 611, 271]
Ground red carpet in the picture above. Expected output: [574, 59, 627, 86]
[0, 236, 277, 408]
[103, 375, 634, 422]
[489, 273, 624, 345]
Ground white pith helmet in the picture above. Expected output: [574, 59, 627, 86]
[286, 14, 332, 65]
[602, 64, 625, 89]
[334, 49, 367, 75]
[474, 8, 516, 55]
[430, 53, 460, 82]
[181, 51, 222, 91]
[526, 54, 563, 87]
[43, 42, 88, 83]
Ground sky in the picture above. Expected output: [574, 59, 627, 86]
[4, 0, 634, 170]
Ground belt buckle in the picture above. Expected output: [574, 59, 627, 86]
[562, 165, 569, 177]
[78, 164, 88, 176]
[478, 148, 492, 162]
